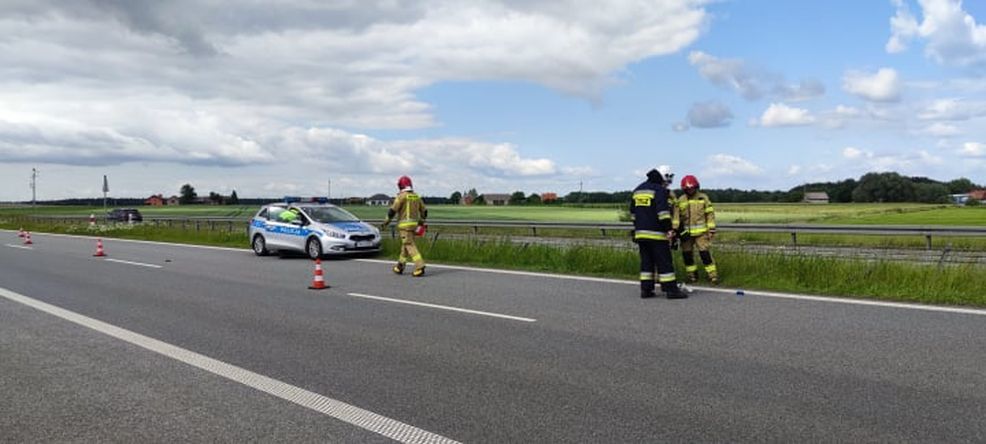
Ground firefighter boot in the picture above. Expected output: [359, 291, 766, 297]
[665, 286, 688, 299]
[640, 289, 657, 299]
[687, 272, 698, 283]
[709, 273, 720, 285]
[392, 262, 405, 275]
[412, 266, 426, 277]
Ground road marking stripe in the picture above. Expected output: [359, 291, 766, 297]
[103, 258, 163, 269]
[348, 292, 537, 322]
[7, 230, 985, 316]
[4, 244, 33, 250]
[0, 286, 460, 444]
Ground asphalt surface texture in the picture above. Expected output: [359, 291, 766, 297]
[1, 230, 985, 443]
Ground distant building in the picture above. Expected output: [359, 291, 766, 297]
[970, 189, 986, 202]
[345, 197, 366, 205]
[366, 194, 393, 206]
[950, 194, 970, 205]
[483, 193, 511, 206]
[803, 191, 830, 204]
[541, 192, 558, 203]
[144, 194, 165, 206]
[167, 196, 180, 206]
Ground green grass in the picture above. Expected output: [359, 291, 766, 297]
[823, 206, 986, 225]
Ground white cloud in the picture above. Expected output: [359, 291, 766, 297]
[702, 154, 763, 177]
[687, 51, 825, 101]
[842, 68, 902, 102]
[843, 146, 867, 159]
[671, 122, 690, 132]
[961, 142, 986, 157]
[787, 165, 802, 176]
[918, 98, 986, 121]
[686, 101, 733, 128]
[887, 0, 986, 68]
[920, 122, 961, 137]
[758, 103, 816, 127]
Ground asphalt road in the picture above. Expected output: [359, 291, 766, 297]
[1, 230, 985, 442]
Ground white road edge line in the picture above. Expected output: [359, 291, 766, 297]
[6, 230, 985, 317]
[348, 292, 537, 323]
[103, 258, 163, 269]
[0, 286, 460, 444]
[4, 244, 33, 250]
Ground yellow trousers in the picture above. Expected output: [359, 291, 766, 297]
[398, 229, 424, 268]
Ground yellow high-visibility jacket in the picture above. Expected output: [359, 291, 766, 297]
[677, 192, 716, 236]
[390, 191, 427, 230]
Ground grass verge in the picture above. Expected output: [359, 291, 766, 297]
[3, 220, 984, 308]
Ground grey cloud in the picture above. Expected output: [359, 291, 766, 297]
[686, 101, 733, 128]
[688, 51, 825, 101]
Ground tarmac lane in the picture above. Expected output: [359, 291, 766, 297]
[1, 230, 985, 442]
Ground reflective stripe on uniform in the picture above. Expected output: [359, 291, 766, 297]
[634, 230, 667, 241]
[640, 272, 655, 281]
[398, 221, 418, 229]
[685, 265, 698, 273]
[658, 210, 671, 220]
[704, 264, 717, 273]
[411, 254, 423, 262]
[705, 207, 715, 213]
[658, 272, 676, 283]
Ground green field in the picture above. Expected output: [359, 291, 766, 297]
[1, 202, 984, 226]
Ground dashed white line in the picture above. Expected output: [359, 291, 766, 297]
[348, 292, 537, 322]
[4, 244, 34, 250]
[0, 286, 460, 444]
[104, 258, 162, 269]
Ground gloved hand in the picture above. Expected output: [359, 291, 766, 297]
[379, 222, 389, 231]
[708, 228, 716, 239]
[629, 229, 637, 243]
[666, 230, 676, 241]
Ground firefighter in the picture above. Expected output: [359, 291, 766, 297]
[677, 175, 718, 284]
[631, 168, 686, 299]
[381, 175, 428, 277]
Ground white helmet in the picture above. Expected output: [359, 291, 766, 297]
[656, 165, 674, 184]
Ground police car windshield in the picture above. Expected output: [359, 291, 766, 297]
[302, 206, 360, 223]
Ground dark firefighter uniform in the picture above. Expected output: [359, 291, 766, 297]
[383, 189, 428, 276]
[631, 171, 686, 299]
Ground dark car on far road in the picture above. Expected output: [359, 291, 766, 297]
[107, 208, 143, 222]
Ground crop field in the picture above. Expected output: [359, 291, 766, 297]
[2, 202, 982, 226]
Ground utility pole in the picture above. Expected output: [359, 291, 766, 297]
[30, 168, 38, 206]
[102, 175, 109, 210]
[327, 178, 331, 200]
[578, 179, 583, 203]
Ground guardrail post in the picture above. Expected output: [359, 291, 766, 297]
[600, 228, 606, 236]
[195, 221, 200, 231]
[473, 225, 479, 235]
[925, 234, 932, 250]
[790, 232, 797, 247]
[228, 221, 233, 232]
[531, 226, 537, 236]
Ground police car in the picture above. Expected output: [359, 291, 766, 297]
[248, 197, 381, 259]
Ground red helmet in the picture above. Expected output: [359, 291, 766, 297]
[680, 175, 700, 190]
[397, 175, 413, 190]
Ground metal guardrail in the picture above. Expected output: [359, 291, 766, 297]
[12, 215, 986, 248]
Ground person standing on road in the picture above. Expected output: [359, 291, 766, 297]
[381, 175, 428, 277]
[677, 175, 718, 284]
[631, 168, 686, 299]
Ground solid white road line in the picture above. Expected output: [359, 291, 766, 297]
[0, 286, 460, 444]
[104, 258, 163, 269]
[4, 244, 33, 250]
[6, 230, 985, 317]
[348, 292, 537, 323]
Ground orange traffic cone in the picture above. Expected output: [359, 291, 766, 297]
[308, 258, 329, 290]
[93, 238, 106, 257]
[23, 232, 33, 245]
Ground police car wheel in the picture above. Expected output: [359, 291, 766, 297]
[252, 235, 270, 256]
[306, 238, 322, 259]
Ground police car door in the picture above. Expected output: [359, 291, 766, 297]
[264, 207, 295, 251]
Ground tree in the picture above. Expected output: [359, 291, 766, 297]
[946, 178, 976, 194]
[229, 190, 239, 205]
[527, 193, 541, 205]
[851, 172, 915, 202]
[914, 182, 950, 203]
[465, 188, 479, 205]
[179, 184, 197, 205]
[449, 191, 462, 204]
[208, 191, 223, 205]
[474, 194, 486, 205]
[509, 191, 527, 205]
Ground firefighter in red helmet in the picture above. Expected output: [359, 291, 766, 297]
[381, 175, 428, 277]
[677, 175, 718, 284]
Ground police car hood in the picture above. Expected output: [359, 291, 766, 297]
[319, 221, 373, 233]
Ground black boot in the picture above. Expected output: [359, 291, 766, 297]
[665, 286, 688, 299]
[640, 290, 657, 299]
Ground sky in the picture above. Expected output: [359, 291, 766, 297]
[1, 0, 986, 201]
